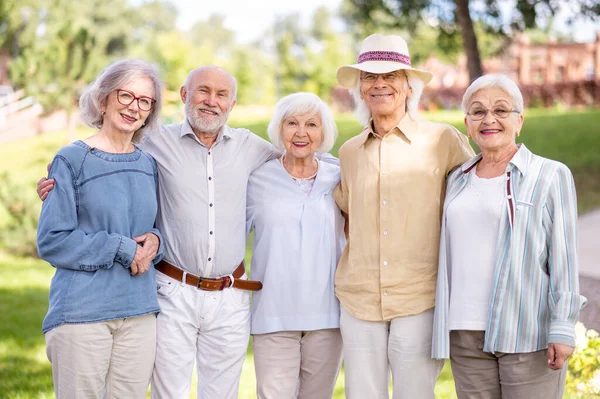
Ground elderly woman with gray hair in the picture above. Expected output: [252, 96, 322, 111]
[246, 92, 345, 399]
[37, 59, 164, 398]
[432, 74, 587, 399]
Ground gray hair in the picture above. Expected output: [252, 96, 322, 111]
[79, 59, 163, 143]
[267, 92, 338, 154]
[183, 65, 238, 102]
[352, 70, 425, 126]
[461, 74, 524, 114]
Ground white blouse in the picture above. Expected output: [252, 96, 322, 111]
[246, 158, 346, 334]
[446, 168, 505, 331]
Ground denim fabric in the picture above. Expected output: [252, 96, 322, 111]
[38, 140, 163, 333]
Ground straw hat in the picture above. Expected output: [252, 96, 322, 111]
[337, 34, 433, 88]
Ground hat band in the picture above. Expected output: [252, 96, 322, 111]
[358, 51, 411, 67]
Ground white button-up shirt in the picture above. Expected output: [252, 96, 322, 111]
[140, 119, 277, 277]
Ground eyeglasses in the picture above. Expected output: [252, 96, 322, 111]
[360, 72, 404, 82]
[466, 107, 520, 121]
[115, 89, 156, 111]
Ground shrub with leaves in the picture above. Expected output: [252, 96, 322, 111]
[0, 172, 39, 257]
[566, 322, 600, 397]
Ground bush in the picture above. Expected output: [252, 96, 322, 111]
[566, 322, 600, 397]
[0, 172, 39, 257]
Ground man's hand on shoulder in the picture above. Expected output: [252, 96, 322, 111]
[37, 163, 55, 201]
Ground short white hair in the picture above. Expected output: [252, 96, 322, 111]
[267, 92, 338, 154]
[461, 74, 524, 114]
[352, 70, 425, 126]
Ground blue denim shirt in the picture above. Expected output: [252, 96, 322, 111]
[37, 141, 164, 333]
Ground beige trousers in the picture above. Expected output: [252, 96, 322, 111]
[253, 328, 343, 399]
[45, 313, 156, 399]
[450, 330, 567, 399]
[340, 307, 444, 399]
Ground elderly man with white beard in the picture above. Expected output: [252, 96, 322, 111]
[144, 66, 279, 399]
[37, 66, 279, 399]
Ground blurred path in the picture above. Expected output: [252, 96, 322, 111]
[578, 208, 600, 331]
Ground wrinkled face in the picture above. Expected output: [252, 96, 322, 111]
[182, 68, 236, 135]
[281, 111, 323, 161]
[102, 77, 155, 135]
[359, 70, 412, 121]
[464, 87, 524, 152]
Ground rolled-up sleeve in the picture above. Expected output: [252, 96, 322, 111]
[544, 164, 587, 346]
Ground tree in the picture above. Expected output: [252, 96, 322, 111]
[342, 0, 600, 83]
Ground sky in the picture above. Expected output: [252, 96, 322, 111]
[168, 0, 598, 44]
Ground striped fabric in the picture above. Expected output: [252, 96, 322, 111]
[432, 144, 587, 359]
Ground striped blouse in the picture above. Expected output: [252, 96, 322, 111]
[432, 144, 587, 359]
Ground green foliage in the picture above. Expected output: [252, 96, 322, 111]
[567, 323, 600, 397]
[0, 173, 39, 257]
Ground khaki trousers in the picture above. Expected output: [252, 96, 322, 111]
[450, 330, 567, 399]
[253, 328, 343, 399]
[45, 313, 157, 399]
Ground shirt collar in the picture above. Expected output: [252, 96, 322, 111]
[179, 119, 233, 141]
[358, 113, 418, 146]
[461, 143, 531, 176]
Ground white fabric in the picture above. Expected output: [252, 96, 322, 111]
[340, 307, 443, 399]
[140, 120, 277, 278]
[45, 314, 156, 399]
[150, 271, 250, 399]
[446, 168, 505, 331]
[247, 159, 345, 334]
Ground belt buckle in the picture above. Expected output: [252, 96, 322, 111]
[196, 276, 225, 291]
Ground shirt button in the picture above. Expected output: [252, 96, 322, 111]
[382, 170, 387, 175]
[507, 195, 512, 199]
[383, 261, 388, 266]
[208, 257, 212, 262]
[383, 230, 388, 236]
[208, 177, 212, 180]
[209, 203, 213, 207]
[209, 231, 213, 235]
[382, 200, 388, 205]
[208, 151, 211, 155]
[384, 291, 389, 296]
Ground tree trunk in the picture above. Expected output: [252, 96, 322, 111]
[454, 0, 483, 83]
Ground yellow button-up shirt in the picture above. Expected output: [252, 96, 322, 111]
[333, 114, 474, 321]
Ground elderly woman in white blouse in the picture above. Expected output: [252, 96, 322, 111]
[246, 92, 345, 399]
[432, 74, 587, 399]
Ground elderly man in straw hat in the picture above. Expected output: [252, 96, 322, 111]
[333, 34, 475, 398]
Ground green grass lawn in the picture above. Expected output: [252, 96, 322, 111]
[0, 107, 599, 398]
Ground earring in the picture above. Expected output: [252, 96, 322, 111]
[101, 111, 106, 116]
[142, 123, 146, 127]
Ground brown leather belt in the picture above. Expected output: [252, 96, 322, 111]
[155, 260, 262, 291]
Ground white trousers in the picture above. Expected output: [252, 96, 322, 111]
[150, 270, 251, 399]
[253, 328, 343, 399]
[45, 313, 156, 399]
[340, 307, 444, 399]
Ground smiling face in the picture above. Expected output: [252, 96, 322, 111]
[465, 87, 524, 152]
[281, 111, 323, 161]
[182, 67, 236, 135]
[102, 77, 155, 135]
[359, 70, 412, 122]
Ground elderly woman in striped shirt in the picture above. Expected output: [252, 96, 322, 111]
[432, 74, 587, 399]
